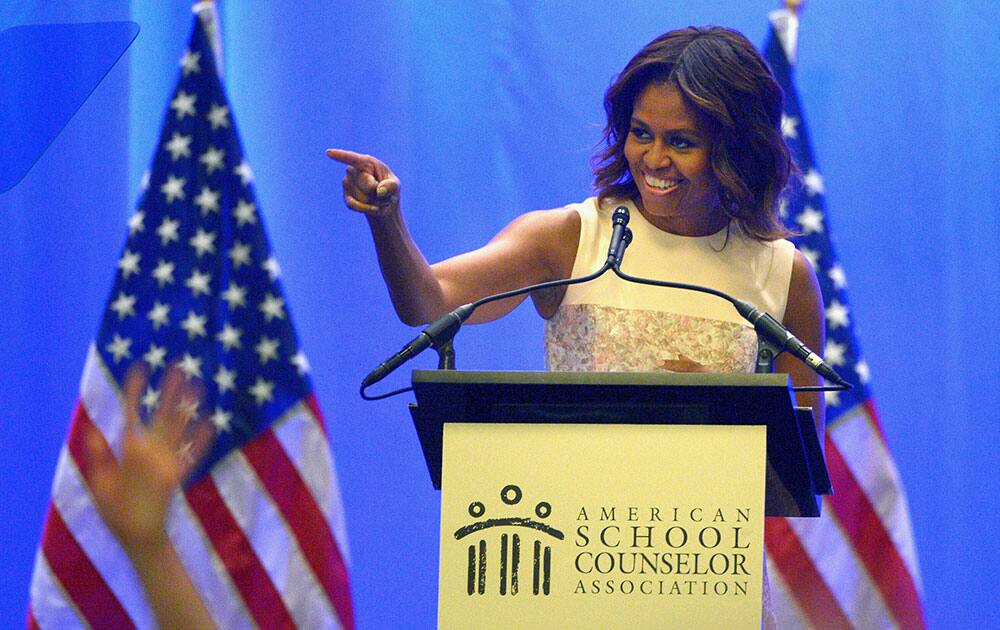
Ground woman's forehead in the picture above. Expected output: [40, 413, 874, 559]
[631, 83, 708, 133]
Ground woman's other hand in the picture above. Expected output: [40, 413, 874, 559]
[657, 353, 710, 373]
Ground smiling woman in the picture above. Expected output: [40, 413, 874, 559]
[595, 26, 793, 242]
[623, 83, 722, 235]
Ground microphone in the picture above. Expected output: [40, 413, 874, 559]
[732, 300, 850, 388]
[608, 229, 851, 387]
[361, 304, 475, 388]
[612, 227, 633, 269]
[605, 206, 630, 267]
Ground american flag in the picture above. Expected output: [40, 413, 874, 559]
[762, 12, 925, 629]
[27, 11, 354, 629]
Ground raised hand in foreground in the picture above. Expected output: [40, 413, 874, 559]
[87, 364, 216, 629]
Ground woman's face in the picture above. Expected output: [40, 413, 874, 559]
[623, 82, 724, 235]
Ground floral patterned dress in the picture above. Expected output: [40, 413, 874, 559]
[545, 197, 794, 373]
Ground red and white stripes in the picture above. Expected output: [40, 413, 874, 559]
[767, 402, 924, 629]
[29, 346, 354, 629]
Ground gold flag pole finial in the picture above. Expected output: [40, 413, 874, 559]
[192, 0, 224, 77]
[784, 0, 805, 16]
[771, 0, 803, 63]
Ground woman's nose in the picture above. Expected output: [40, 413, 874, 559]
[645, 141, 672, 169]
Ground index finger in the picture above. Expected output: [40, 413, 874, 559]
[325, 148, 372, 169]
[122, 363, 149, 434]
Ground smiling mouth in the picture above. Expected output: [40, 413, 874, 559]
[642, 173, 682, 194]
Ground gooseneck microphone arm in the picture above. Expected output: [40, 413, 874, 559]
[609, 257, 851, 389]
[359, 260, 617, 400]
[360, 205, 849, 400]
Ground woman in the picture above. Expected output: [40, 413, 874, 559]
[327, 25, 824, 429]
[328, 26, 824, 628]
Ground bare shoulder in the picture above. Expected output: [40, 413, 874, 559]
[502, 205, 580, 241]
[783, 249, 824, 346]
[787, 249, 823, 316]
[494, 205, 581, 280]
[494, 205, 581, 319]
[777, 247, 827, 438]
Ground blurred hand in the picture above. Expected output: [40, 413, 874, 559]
[87, 364, 213, 554]
[658, 353, 710, 373]
[326, 148, 401, 217]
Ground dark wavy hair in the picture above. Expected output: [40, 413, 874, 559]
[593, 26, 794, 241]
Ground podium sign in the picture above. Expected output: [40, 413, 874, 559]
[438, 422, 766, 629]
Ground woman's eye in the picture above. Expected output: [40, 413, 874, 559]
[670, 136, 694, 149]
[630, 128, 651, 140]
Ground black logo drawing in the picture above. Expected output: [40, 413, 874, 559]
[454, 484, 564, 597]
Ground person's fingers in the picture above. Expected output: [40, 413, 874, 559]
[327, 149, 392, 180]
[122, 364, 149, 437]
[84, 424, 121, 520]
[343, 175, 396, 214]
[344, 195, 381, 213]
[657, 356, 709, 373]
[154, 364, 186, 443]
[355, 170, 379, 196]
[375, 176, 399, 199]
[325, 148, 370, 168]
[347, 173, 397, 202]
[344, 179, 375, 203]
[167, 379, 203, 450]
[328, 148, 395, 185]
[676, 353, 708, 370]
[88, 464, 116, 507]
[180, 416, 216, 479]
[343, 166, 387, 199]
[329, 149, 400, 218]
[85, 424, 113, 481]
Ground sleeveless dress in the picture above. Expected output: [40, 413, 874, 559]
[543, 197, 795, 628]
[545, 197, 795, 373]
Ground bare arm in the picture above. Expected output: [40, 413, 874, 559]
[775, 250, 827, 447]
[87, 366, 216, 630]
[327, 149, 577, 325]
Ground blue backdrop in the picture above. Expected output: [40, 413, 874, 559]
[2, 1, 998, 627]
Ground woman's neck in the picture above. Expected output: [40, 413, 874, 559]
[632, 197, 729, 237]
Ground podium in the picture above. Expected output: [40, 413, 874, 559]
[409, 370, 830, 629]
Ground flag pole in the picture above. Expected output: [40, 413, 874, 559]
[770, 0, 802, 64]
[193, 0, 224, 77]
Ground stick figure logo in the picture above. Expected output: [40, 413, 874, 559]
[454, 484, 564, 597]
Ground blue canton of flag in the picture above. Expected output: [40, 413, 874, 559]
[98, 22, 310, 477]
[762, 15, 924, 630]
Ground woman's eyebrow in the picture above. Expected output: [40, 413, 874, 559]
[629, 116, 703, 136]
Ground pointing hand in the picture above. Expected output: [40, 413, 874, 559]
[326, 148, 401, 217]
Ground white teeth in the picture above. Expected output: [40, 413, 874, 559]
[644, 174, 679, 190]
